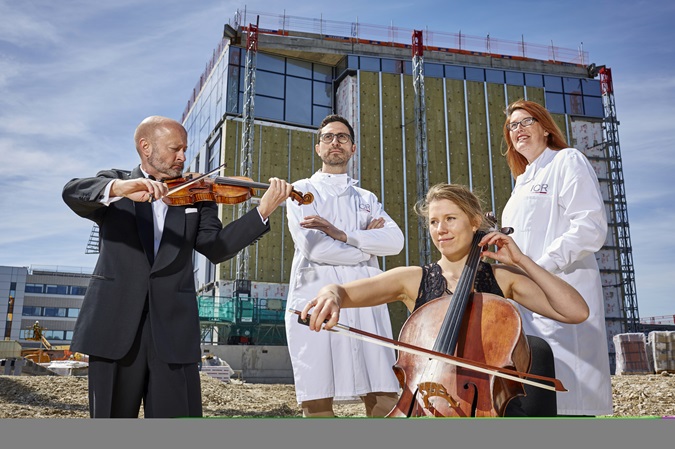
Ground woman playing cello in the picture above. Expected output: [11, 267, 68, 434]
[300, 183, 590, 417]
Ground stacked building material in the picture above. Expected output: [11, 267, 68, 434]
[647, 331, 675, 374]
[613, 333, 652, 375]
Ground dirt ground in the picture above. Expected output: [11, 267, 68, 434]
[0, 371, 674, 418]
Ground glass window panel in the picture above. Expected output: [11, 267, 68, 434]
[563, 77, 582, 95]
[525, 73, 544, 87]
[229, 47, 241, 66]
[254, 95, 284, 121]
[544, 75, 563, 92]
[313, 105, 333, 126]
[485, 69, 504, 84]
[25, 284, 43, 293]
[445, 65, 464, 80]
[583, 96, 604, 118]
[22, 306, 42, 316]
[286, 77, 312, 125]
[287, 59, 312, 79]
[44, 307, 67, 317]
[70, 286, 87, 295]
[381, 58, 403, 74]
[582, 79, 602, 96]
[465, 67, 484, 82]
[46, 285, 68, 294]
[565, 94, 584, 115]
[313, 81, 332, 106]
[403, 61, 412, 75]
[68, 308, 80, 318]
[424, 63, 443, 78]
[255, 71, 285, 98]
[359, 56, 380, 72]
[66, 331, 74, 340]
[545, 92, 565, 114]
[313, 64, 333, 82]
[505, 71, 525, 86]
[256, 52, 285, 73]
[346, 55, 359, 70]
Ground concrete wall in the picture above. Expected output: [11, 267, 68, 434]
[201, 344, 293, 384]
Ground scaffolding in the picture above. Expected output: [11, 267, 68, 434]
[85, 224, 100, 254]
[412, 30, 431, 267]
[235, 18, 259, 282]
[597, 65, 640, 332]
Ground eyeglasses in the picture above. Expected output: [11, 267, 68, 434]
[506, 116, 538, 132]
[319, 133, 352, 144]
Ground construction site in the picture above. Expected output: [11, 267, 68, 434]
[3, 9, 671, 383]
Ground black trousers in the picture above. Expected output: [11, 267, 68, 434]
[87, 311, 202, 418]
[505, 335, 557, 417]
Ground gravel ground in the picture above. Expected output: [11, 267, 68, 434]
[0, 371, 673, 418]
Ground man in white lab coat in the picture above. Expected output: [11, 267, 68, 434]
[284, 114, 404, 417]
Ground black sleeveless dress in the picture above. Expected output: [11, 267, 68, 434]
[413, 262, 557, 417]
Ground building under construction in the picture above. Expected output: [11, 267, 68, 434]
[180, 9, 639, 372]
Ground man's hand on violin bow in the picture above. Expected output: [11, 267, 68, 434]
[111, 178, 168, 203]
[258, 177, 294, 220]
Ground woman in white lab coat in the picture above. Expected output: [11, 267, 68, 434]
[500, 99, 613, 416]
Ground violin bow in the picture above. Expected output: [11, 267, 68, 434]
[164, 163, 227, 197]
[288, 308, 566, 393]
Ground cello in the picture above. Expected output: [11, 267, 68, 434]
[386, 213, 530, 417]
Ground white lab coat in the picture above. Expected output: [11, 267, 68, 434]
[284, 171, 404, 403]
[501, 147, 613, 416]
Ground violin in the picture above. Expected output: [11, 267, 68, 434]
[159, 171, 314, 207]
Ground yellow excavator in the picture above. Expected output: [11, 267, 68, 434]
[21, 321, 72, 363]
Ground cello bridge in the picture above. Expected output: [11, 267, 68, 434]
[418, 381, 459, 409]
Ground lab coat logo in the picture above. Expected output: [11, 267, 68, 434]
[530, 184, 548, 194]
[359, 203, 371, 213]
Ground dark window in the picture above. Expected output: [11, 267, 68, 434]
[465, 67, 484, 82]
[256, 52, 285, 73]
[445, 65, 464, 80]
[545, 92, 565, 113]
[485, 69, 504, 84]
[44, 307, 67, 317]
[424, 63, 443, 78]
[287, 59, 312, 79]
[505, 71, 525, 86]
[313, 81, 332, 106]
[45, 285, 68, 295]
[346, 55, 359, 70]
[313, 106, 333, 126]
[565, 94, 584, 115]
[403, 61, 412, 75]
[229, 48, 241, 66]
[525, 73, 544, 87]
[286, 77, 312, 124]
[22, 306, 42, 316]
[25, 284, 43, 293]
[313, 64, 333, 82]
[581, 79, 602, 96]
[359, 56, 380, 72]
[70, 286, 87, 295]
[381, 59, 403, 74]
[583, 96, 604, 118]
[563, 77, 582, 95]
[255, 71, 284, 98]
[254, 95, 284, 121]
[544, 76, 563, 92]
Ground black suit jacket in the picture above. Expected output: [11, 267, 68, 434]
[62, 166, 269, 364]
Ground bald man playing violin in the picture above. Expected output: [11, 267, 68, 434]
[62, 116, 293, 418]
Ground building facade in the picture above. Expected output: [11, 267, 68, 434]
[1, 266, 89, 349]
[180, 11, 635, 372]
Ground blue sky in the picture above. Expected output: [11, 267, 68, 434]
[0, 1, 672, 319]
